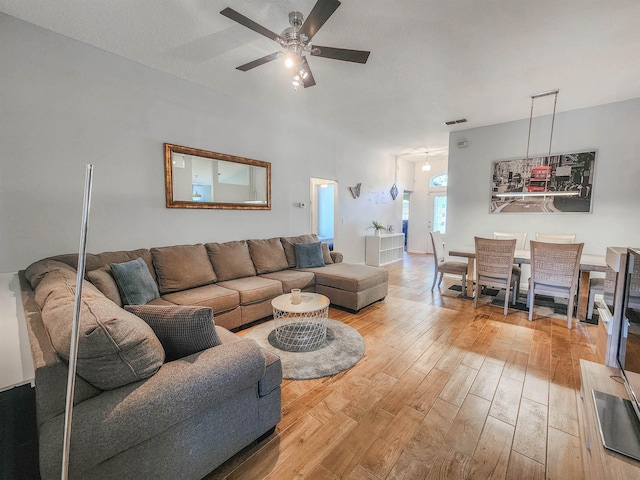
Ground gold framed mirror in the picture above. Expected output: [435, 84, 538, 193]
[164, 144, 271, 210]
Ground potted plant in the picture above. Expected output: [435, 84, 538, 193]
[367, 221, 387, 236]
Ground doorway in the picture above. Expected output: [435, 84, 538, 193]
[310, 178, 338, 249]
[402, 191, 411, 250]
[424, 171, 448, 254]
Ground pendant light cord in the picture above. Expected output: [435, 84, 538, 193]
[525, 97, 535, 162]
[546, 93, 558, 164]
[524, 89, 559, 165]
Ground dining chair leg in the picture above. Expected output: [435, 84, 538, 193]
[511, 283, 518, 305]
[473, 283, 479, 308]
[503, 290, 509, 316]
[438, 272, 444, 287]
[431, 269, 438, 291]
[461, 273, 467, 296]
[528, 291, 535, 321]
[566, 296, 574, 329]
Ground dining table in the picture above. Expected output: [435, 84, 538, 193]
[448, 246, 607, 321]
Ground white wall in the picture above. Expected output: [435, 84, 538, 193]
[447, 98, 640, 256]
[0, 14, 407, 272]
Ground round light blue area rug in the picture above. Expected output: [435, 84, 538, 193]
[243, 319, 365, 380]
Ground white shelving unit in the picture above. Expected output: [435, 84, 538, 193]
[365, 233, 405, 266]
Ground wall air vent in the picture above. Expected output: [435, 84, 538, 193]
[444, 118, 467, 126]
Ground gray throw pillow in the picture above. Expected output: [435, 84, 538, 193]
[125, 305, 221, 361]
[295, 242, 325, 269]
[111, 257, 160, 305]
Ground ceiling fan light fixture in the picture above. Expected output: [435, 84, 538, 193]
[284, 54, 296, 69]
[222, 0, 370, 89]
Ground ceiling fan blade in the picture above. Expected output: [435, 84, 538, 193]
[301, 57, 316, 88]
[220, 7, 283, 43]
[299, 0, 341, 41]
[311, 45, 370, 64]
[236, 52, 283, 71]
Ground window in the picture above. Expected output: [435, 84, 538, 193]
[433, 195, 448, 234]
[430, 174, 448, 187]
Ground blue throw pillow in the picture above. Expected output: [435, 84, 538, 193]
[110, 257, 160, 305]
[294, 242, 325, 269]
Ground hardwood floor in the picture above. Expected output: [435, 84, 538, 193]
[205, 253, 598, 480]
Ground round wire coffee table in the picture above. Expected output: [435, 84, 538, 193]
[271, 292, 330, 351]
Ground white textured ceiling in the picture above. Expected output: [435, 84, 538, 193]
[2, 0, 640, 156]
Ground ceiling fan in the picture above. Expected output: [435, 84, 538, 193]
[220, 0, 370, 88]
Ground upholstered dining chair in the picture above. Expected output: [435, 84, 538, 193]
[493, 232, 527, 250]
[535, 233, 576, 244]
[527, 240, 584, 329]
[430, 231, 467, 296]
[474, 237, 520, 315]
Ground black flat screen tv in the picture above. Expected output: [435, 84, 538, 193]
[593, 247, 640, 461]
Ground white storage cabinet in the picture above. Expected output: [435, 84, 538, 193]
[365, 233, 404, 266]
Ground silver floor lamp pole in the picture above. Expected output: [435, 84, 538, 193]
[61, 164, 94, 480]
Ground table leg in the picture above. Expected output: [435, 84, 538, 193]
[577, 270, 590, 321]
[466, 258, 475, 297]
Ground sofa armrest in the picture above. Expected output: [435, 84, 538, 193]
[330, 251, 343, 263]
[38, 339, 266, 478]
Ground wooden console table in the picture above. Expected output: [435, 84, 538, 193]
[578, 360, 640, 479]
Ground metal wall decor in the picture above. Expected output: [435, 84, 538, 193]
[390, 183, 398, 200]
[349, 183, 361, 199]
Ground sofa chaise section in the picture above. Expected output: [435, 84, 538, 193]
[300, 263, 389, 312]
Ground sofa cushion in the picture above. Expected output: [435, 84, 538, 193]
[206, 241, 256, 281]
[110, 258, 160, 305]
[295, 242, 325, 269]
[247, 238, 289, 274]
[161, 283, 239, 314]
[34, 265, 164, 390]
[217, 277, 283, 305]
[151, 244, 217, 294]
[87, 267, 122, 306]
[321, 243, 334, 264]
[125, 305, 221, 362]
[260, 270, 315, 292]
[281, 234, 319, 268]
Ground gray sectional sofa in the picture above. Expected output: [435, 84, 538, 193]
[20, 234, 388, 479]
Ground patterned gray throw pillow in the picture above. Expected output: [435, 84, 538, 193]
[125, 305, 221, 361]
